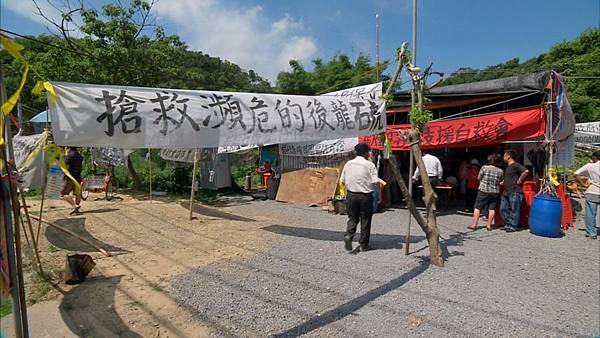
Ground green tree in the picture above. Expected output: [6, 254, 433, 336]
[275, 53, 388, 95]
[1, 0, 273, 189]
[443, 28, 599, 123]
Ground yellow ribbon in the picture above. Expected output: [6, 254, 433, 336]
[18, 130, 50, 172]
[32, 81, 57, 103]
[548, 168, 560, 187]
[43, 144, 81, 194]
[0, 35, 30, 146]
[384, 134, 392, 155]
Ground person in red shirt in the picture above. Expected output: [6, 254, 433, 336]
[464, 159, 480, 212]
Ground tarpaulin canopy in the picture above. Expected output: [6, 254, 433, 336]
[386, 71, 574, 143]
[389, 72, 552, 113]
[427, 71, 551, 95]
[361, 106, 546, 151]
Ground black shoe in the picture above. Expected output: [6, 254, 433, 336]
[504, 226, 518, 233]
[344, 236, 353, 251]
[585, 234, 598, 239]
[359, 245, 369, 252]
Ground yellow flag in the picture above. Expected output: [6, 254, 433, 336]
[0, 34, 30, 145]
[43, 144, 82, 195]
[32, 80, 57, 103]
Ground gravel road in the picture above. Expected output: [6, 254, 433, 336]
[171, 198, 600, 337]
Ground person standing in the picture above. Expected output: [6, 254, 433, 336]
[62, 147, 84, 215]
[468, 154, 504, 231]
[412, 150, 443, 187]
[500, 150, 529, 232]
[574, 150, 600, 239]
[340, 143, 382, 252]
[464, 159, 481, 212]
[458, 159, 468, 199]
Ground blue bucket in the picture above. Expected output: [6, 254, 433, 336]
[529, 194, 562, 238]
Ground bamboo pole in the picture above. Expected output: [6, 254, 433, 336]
[1, 179, 26, 338]
[30, 215, 111, 257]
[189, 149, 199, 220]
[148, 149, 152, 203]
[2, 67, 30, 338]
[20, 193, 44, 274]
[35, 131, 48, 246]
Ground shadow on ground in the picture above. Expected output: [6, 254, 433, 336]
[60, 275, 142, 338]
[262, 224, 426, 250]
[204, 195, 254, 208]
[180, 201, 255, 222]
[270, 257, 433, 337]
[46, 217, 128, 253]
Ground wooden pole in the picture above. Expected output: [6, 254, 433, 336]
[20, 193, 44, 274]
[1, 178, 26, 338]
[2, 65, 30, 338]
[18, 212, 30, 247]
[189, 149, 199, 220]
[35, 132, 48, 246]
[148, 149, 152, 203]
[30, 215, 111, 257]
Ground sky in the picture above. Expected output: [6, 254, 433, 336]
[1, 0, 598, 84]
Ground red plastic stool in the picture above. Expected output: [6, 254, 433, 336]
[556, 184, 573, 230]
[262, 172, 272, 189]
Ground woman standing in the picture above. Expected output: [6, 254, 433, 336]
[468, 154, 504, 231]
[464, 159, 481, 212]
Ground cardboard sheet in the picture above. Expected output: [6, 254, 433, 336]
[276, 168, 340, 206]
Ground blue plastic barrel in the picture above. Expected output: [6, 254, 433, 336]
[529, 194, 562, 237]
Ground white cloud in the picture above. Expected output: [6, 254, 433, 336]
[2, 0, 60, 26]
[2, 0, 82, 35]
[154, 0, 318, 84]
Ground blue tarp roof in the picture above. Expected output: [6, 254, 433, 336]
[30, 110, 50, 123]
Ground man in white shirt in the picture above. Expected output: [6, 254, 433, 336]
[575, 150, 600, 239]
[340, 143, 380, 252]
[412, 151, 443, 186]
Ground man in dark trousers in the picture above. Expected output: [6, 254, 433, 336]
[62, 147, 84, 215]
[340, 143, 381, 252]
[500, 149, 529, 232]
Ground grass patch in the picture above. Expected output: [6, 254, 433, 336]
[28, 271, 55, 305]
[47, 244, 59, 253]
[0, 297, 12, 317]
[196, 189, 218, 203]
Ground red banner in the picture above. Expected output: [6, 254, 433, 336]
[360, 106, 546, 150]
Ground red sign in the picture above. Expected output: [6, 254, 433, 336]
[360, 106, 546, 150]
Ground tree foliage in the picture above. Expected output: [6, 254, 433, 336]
[443, 28, 599, 123]
[275, 54, 388, 95]
[1, 0, 272, 119]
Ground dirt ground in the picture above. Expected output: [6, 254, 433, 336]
[16, 191, 267, 338]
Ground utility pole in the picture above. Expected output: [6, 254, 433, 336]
[405, 0, 418, 256]
[376, 13, 380, 82]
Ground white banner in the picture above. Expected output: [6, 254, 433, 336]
[90, 147, 127, 166]
[14, 131, 48, 190]
[321, 82, 383, 100]
[48, 82, 386, 149]
[279, 138, 359, 157]
[574, 122, 600, 145]
[160, 145, 258, 163]
[278, 83, 383, 157]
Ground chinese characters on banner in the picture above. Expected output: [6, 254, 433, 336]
[160, 145, 258, 163]
[279, 138, 358, 157]
[278, 82, 383, 156]
[48, 82, 386, 149]
[320, 82, 383, 100]
[360, 106, 546, 150]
